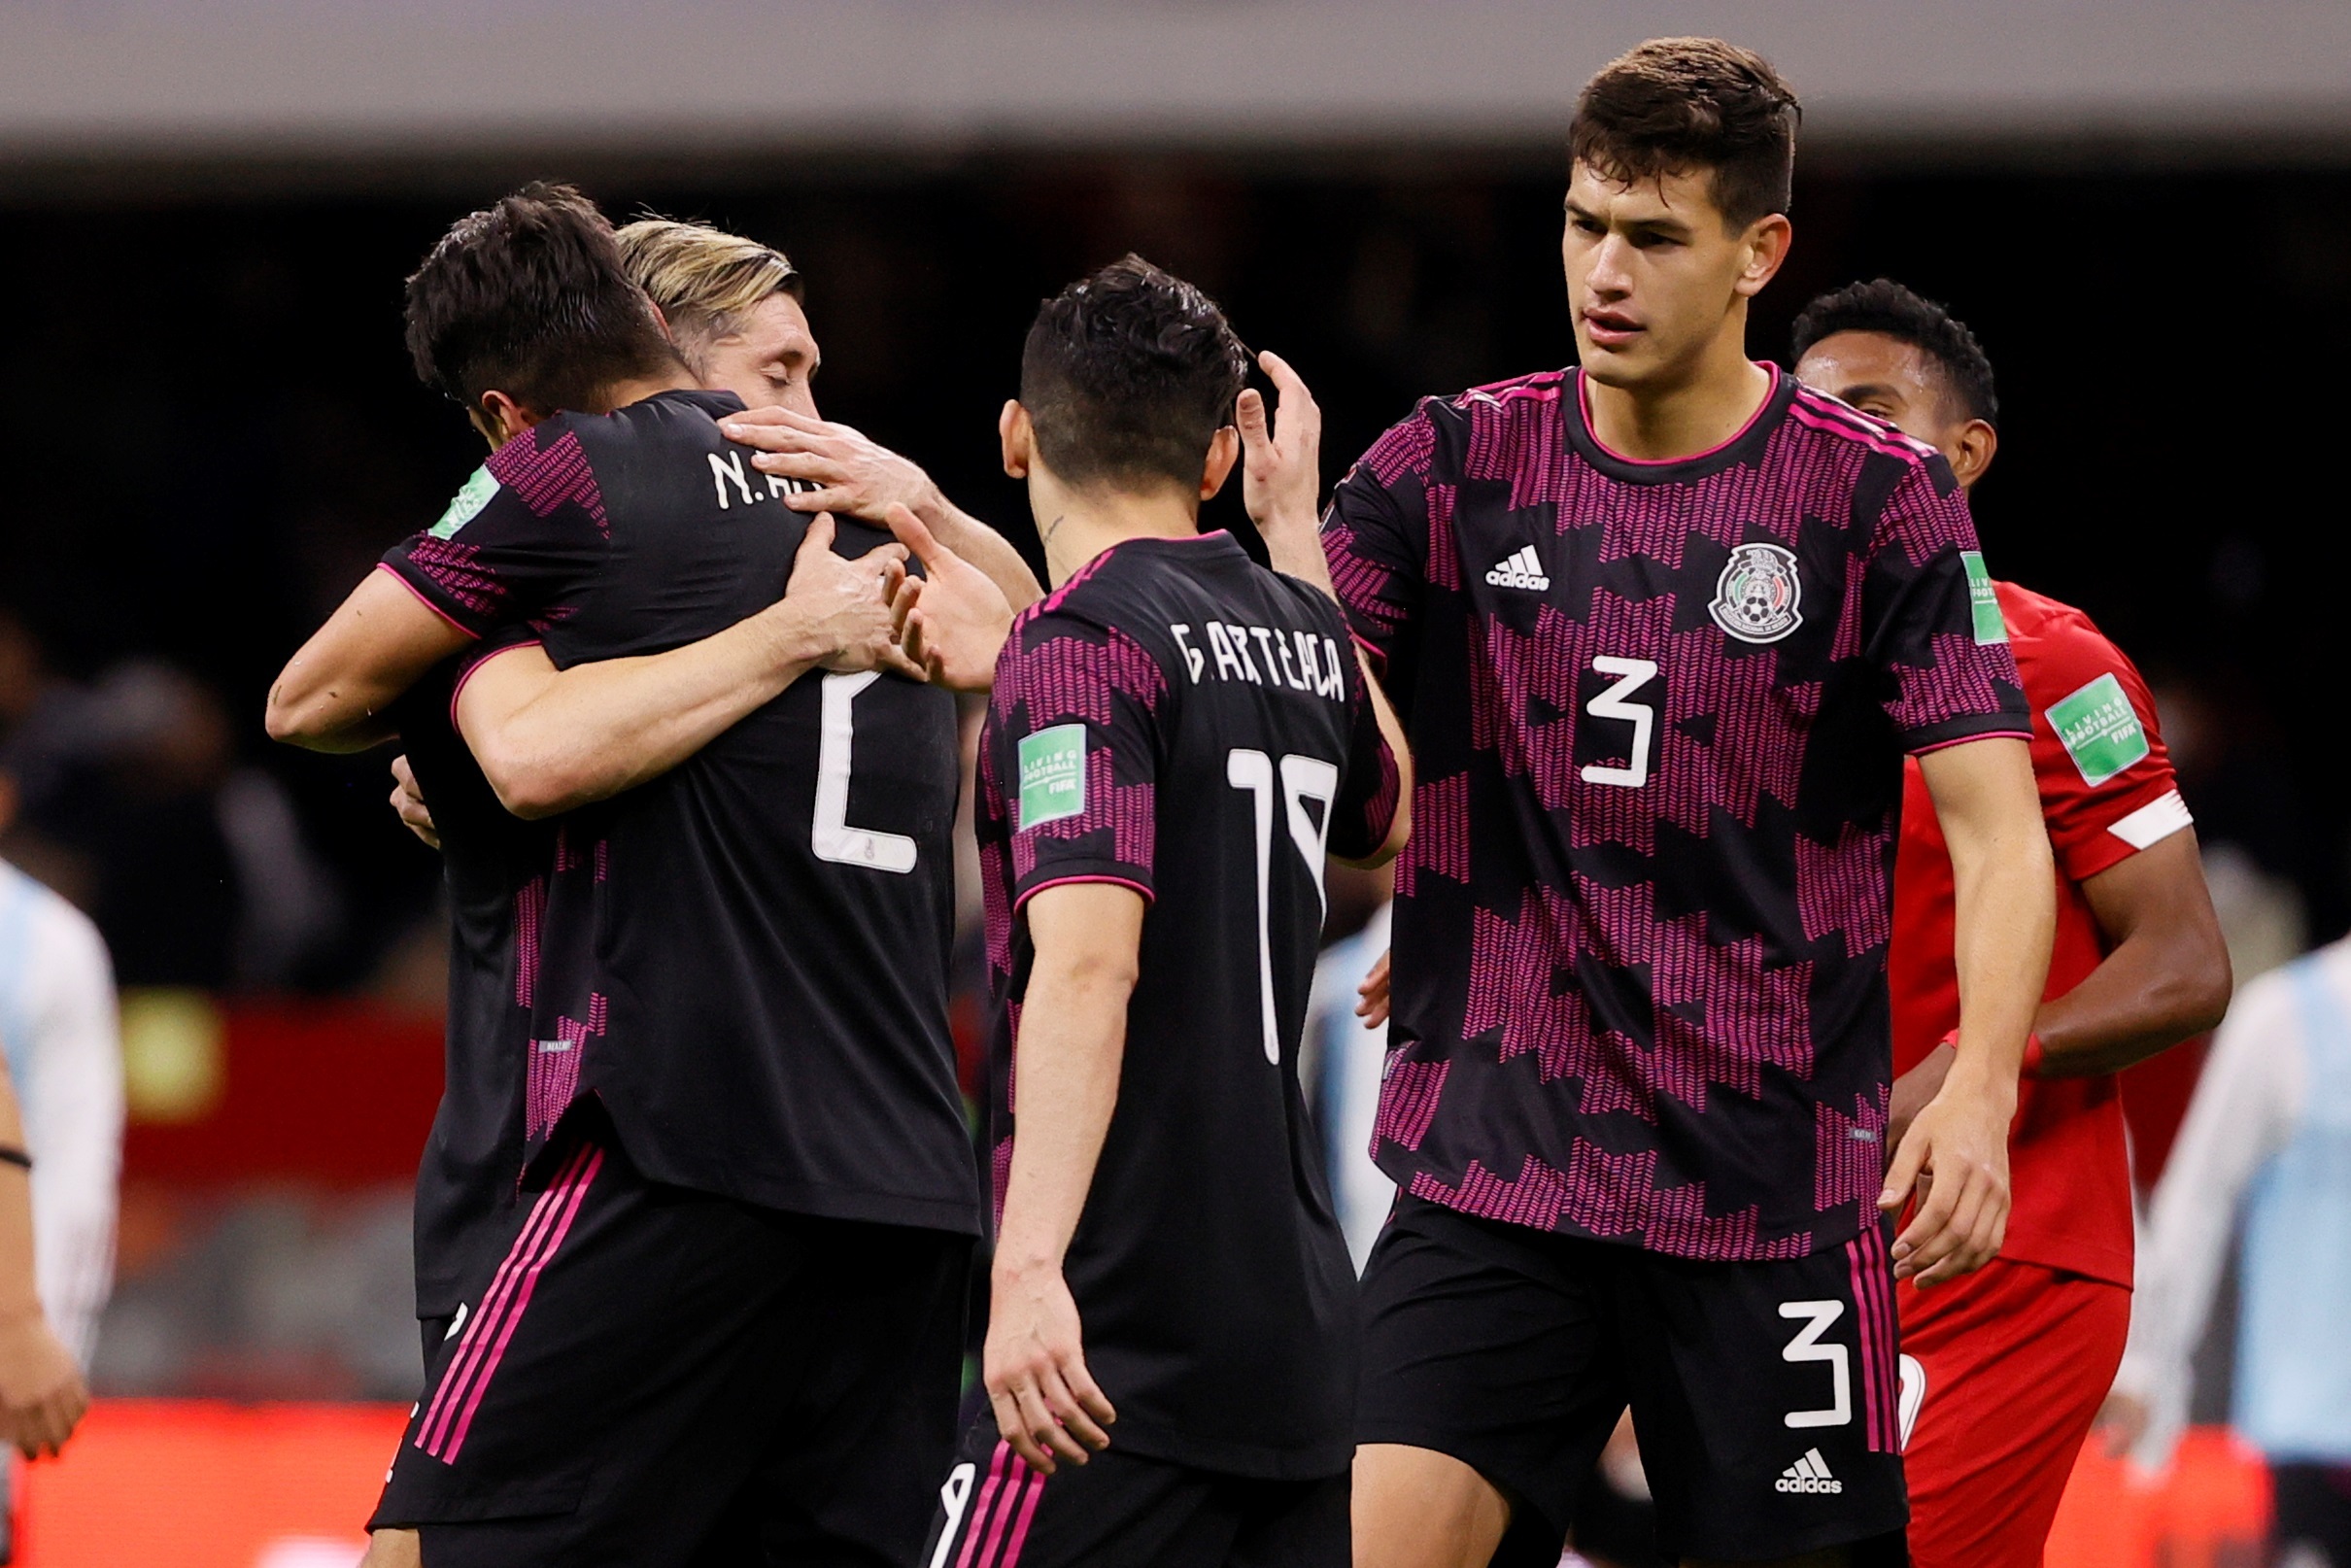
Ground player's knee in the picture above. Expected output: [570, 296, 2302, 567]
[1351, 1444, 1509, 1568]
[358, 1528, 423, 1568]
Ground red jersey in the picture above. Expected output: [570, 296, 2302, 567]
[1889, 581, 2191, 1288]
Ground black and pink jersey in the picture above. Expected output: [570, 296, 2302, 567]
[1325, 364, 2027, 1262]
[975, 532, 1399, 1479]
[380, 391, 977, 1238]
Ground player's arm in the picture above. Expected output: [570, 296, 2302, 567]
[265, 568, 474, 752]
[2036, 832, 2230, 1074]
[0, 1049, 88, 1459]
[453, 516, 911, 819]
[987, 882, 1133, 1476]
[1889, 736, 2054, 1286]
[720, 407, 1043, 610]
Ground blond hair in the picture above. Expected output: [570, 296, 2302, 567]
[615, 218, 800, 368]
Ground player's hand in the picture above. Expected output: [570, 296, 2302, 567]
[0, 1308, 88, 1459]
[388, 756, 440, 850]
[780, 513, 923, 679]
[1880, 1054, 2015, 1287]
[983, 1259, 1116, 1475]
[1355, 947, 1393, 1029]
[1236, 350, 1325, 549]
[721, 407, 942, 524]
[1886, 1040, 1956, 1161]
[881, 504, 1015, 694]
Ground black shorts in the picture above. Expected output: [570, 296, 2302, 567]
[373, 1109, 972, 1567]
[920, 1417, 1348, 1568]
[1358, 1195, 1907, 1566]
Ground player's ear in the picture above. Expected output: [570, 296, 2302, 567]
[472, 391, 535, 449]
[1000, 399, 1034, 480]
[1200, 426, 1240, 501]
[1734, 212, 1792, 299]
[1948, 418, 1998, 490]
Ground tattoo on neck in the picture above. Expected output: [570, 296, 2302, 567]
[1041, 513, 1067, 548]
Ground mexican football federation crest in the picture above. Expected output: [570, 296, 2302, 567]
[1710, 542, 1803, 644]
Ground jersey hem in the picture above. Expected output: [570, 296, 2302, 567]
[376, 561, 488, 639]
[1013, 871, 1155, 913]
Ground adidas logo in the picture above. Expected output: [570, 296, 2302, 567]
[1484, 545, 1550, 591]
[1775, 1449, 1843, 1495]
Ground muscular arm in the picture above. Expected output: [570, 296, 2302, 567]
[1888, 737, 2054, 1284]
[985, 882, 1137, 1474]
[265, 568, 473, 752]
[453, 516, 910, 819]
[2035, 830, 2231, 1075]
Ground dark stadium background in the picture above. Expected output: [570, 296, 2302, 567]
[1, 154, 2341, 978]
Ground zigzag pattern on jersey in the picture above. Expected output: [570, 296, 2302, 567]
[486, 426, 609, 536]
[1373, 1060, 1448, 1153]
[400, 537, 502, 618]
[1460, 881, 1816, 1121]
[1410, 1149, 1813, 1260]
[1394, 772, 1469, 897]
[1814, 1085, 1892, 1216]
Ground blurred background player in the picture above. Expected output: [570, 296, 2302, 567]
[2106, 936, 2351, 1568]
[1792, 279, 2232, 1568]
[0, 753, 113, 1558]
[1259, 38, 2055, 1568]
[272, 184, 984, 1567]
[915, 254, 1408, 1568]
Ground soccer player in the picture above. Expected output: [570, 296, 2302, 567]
[918, 256, 1408, 1568]
[1792, 279, 2231, 1568]
[1250, 40, 2058, 1567]
[267, 185, 984, 1567]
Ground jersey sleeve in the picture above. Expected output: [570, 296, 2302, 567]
[1326, 612, 1402, 863]
[378, 424, 613, 638]
[988, 608, 1170, 910]
[1859, 455, 2030, 752]
[1321, 403, 1436, 692]
[2024, 614, 2191, 883]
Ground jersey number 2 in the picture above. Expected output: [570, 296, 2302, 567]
[813, 672, 918, 874]
[1228, 748, 1338, 1064]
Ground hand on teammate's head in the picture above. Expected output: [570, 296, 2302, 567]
[1235, 350, 1324, 541]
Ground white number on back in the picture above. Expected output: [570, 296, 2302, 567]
[1580, 656, 1660, 789]
[813, 671, 919, 874]
[1227, 748, 1339, 1064]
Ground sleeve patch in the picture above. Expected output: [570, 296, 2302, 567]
[2108, 789, 2194, 850]
[1017, 725, 1089, 829]
[2048, 672, 2152, 787]
[1961, 553, 2007, 645]
[429, 465, 502, 539]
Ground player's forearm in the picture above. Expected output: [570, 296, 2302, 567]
[1262, 513, 1339, 599]
[1336, 649, 1413, 868]
[468, 606, 827, 819]
[266, 567, 471, 752]
[0, 1082, 47, 1326]
[1947, 839, 2054, 1090]
[994, 953, 1136, 1279]
[2034, 834, 2232, 1077]
[919, 496, 1042, 612]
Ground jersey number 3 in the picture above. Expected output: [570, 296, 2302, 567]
[813, 672, 918, 874]
[1228, 748, 1338, 1065]
[1581, 656, 1659, 790]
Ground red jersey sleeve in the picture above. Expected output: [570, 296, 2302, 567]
[2006, 584, 2191, 884]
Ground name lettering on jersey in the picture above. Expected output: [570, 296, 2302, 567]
[707, 450, 812, 512]
[1175, 623, 1346, 699]
[2047, 672, 2149, 787]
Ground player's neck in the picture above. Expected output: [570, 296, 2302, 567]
[1036, 486, 1202, 589]
[601, 367, 704, 410]
[1584, 327, 1772, 462]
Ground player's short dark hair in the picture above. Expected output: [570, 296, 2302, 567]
[1568, 37, 1800, 229]
[1019, 255, 1250, 494]
[1790, 278, 1999, 427]
[404, 181, 687, 415]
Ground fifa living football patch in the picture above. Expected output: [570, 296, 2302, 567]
[1018, 725, 1088, 829]
[1960, 552, 2006, 644]
[430, 466, 501, 538]
[2048, 673, 2149, 787]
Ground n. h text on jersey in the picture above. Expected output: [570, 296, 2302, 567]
[1170, 620, 1348, 700]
